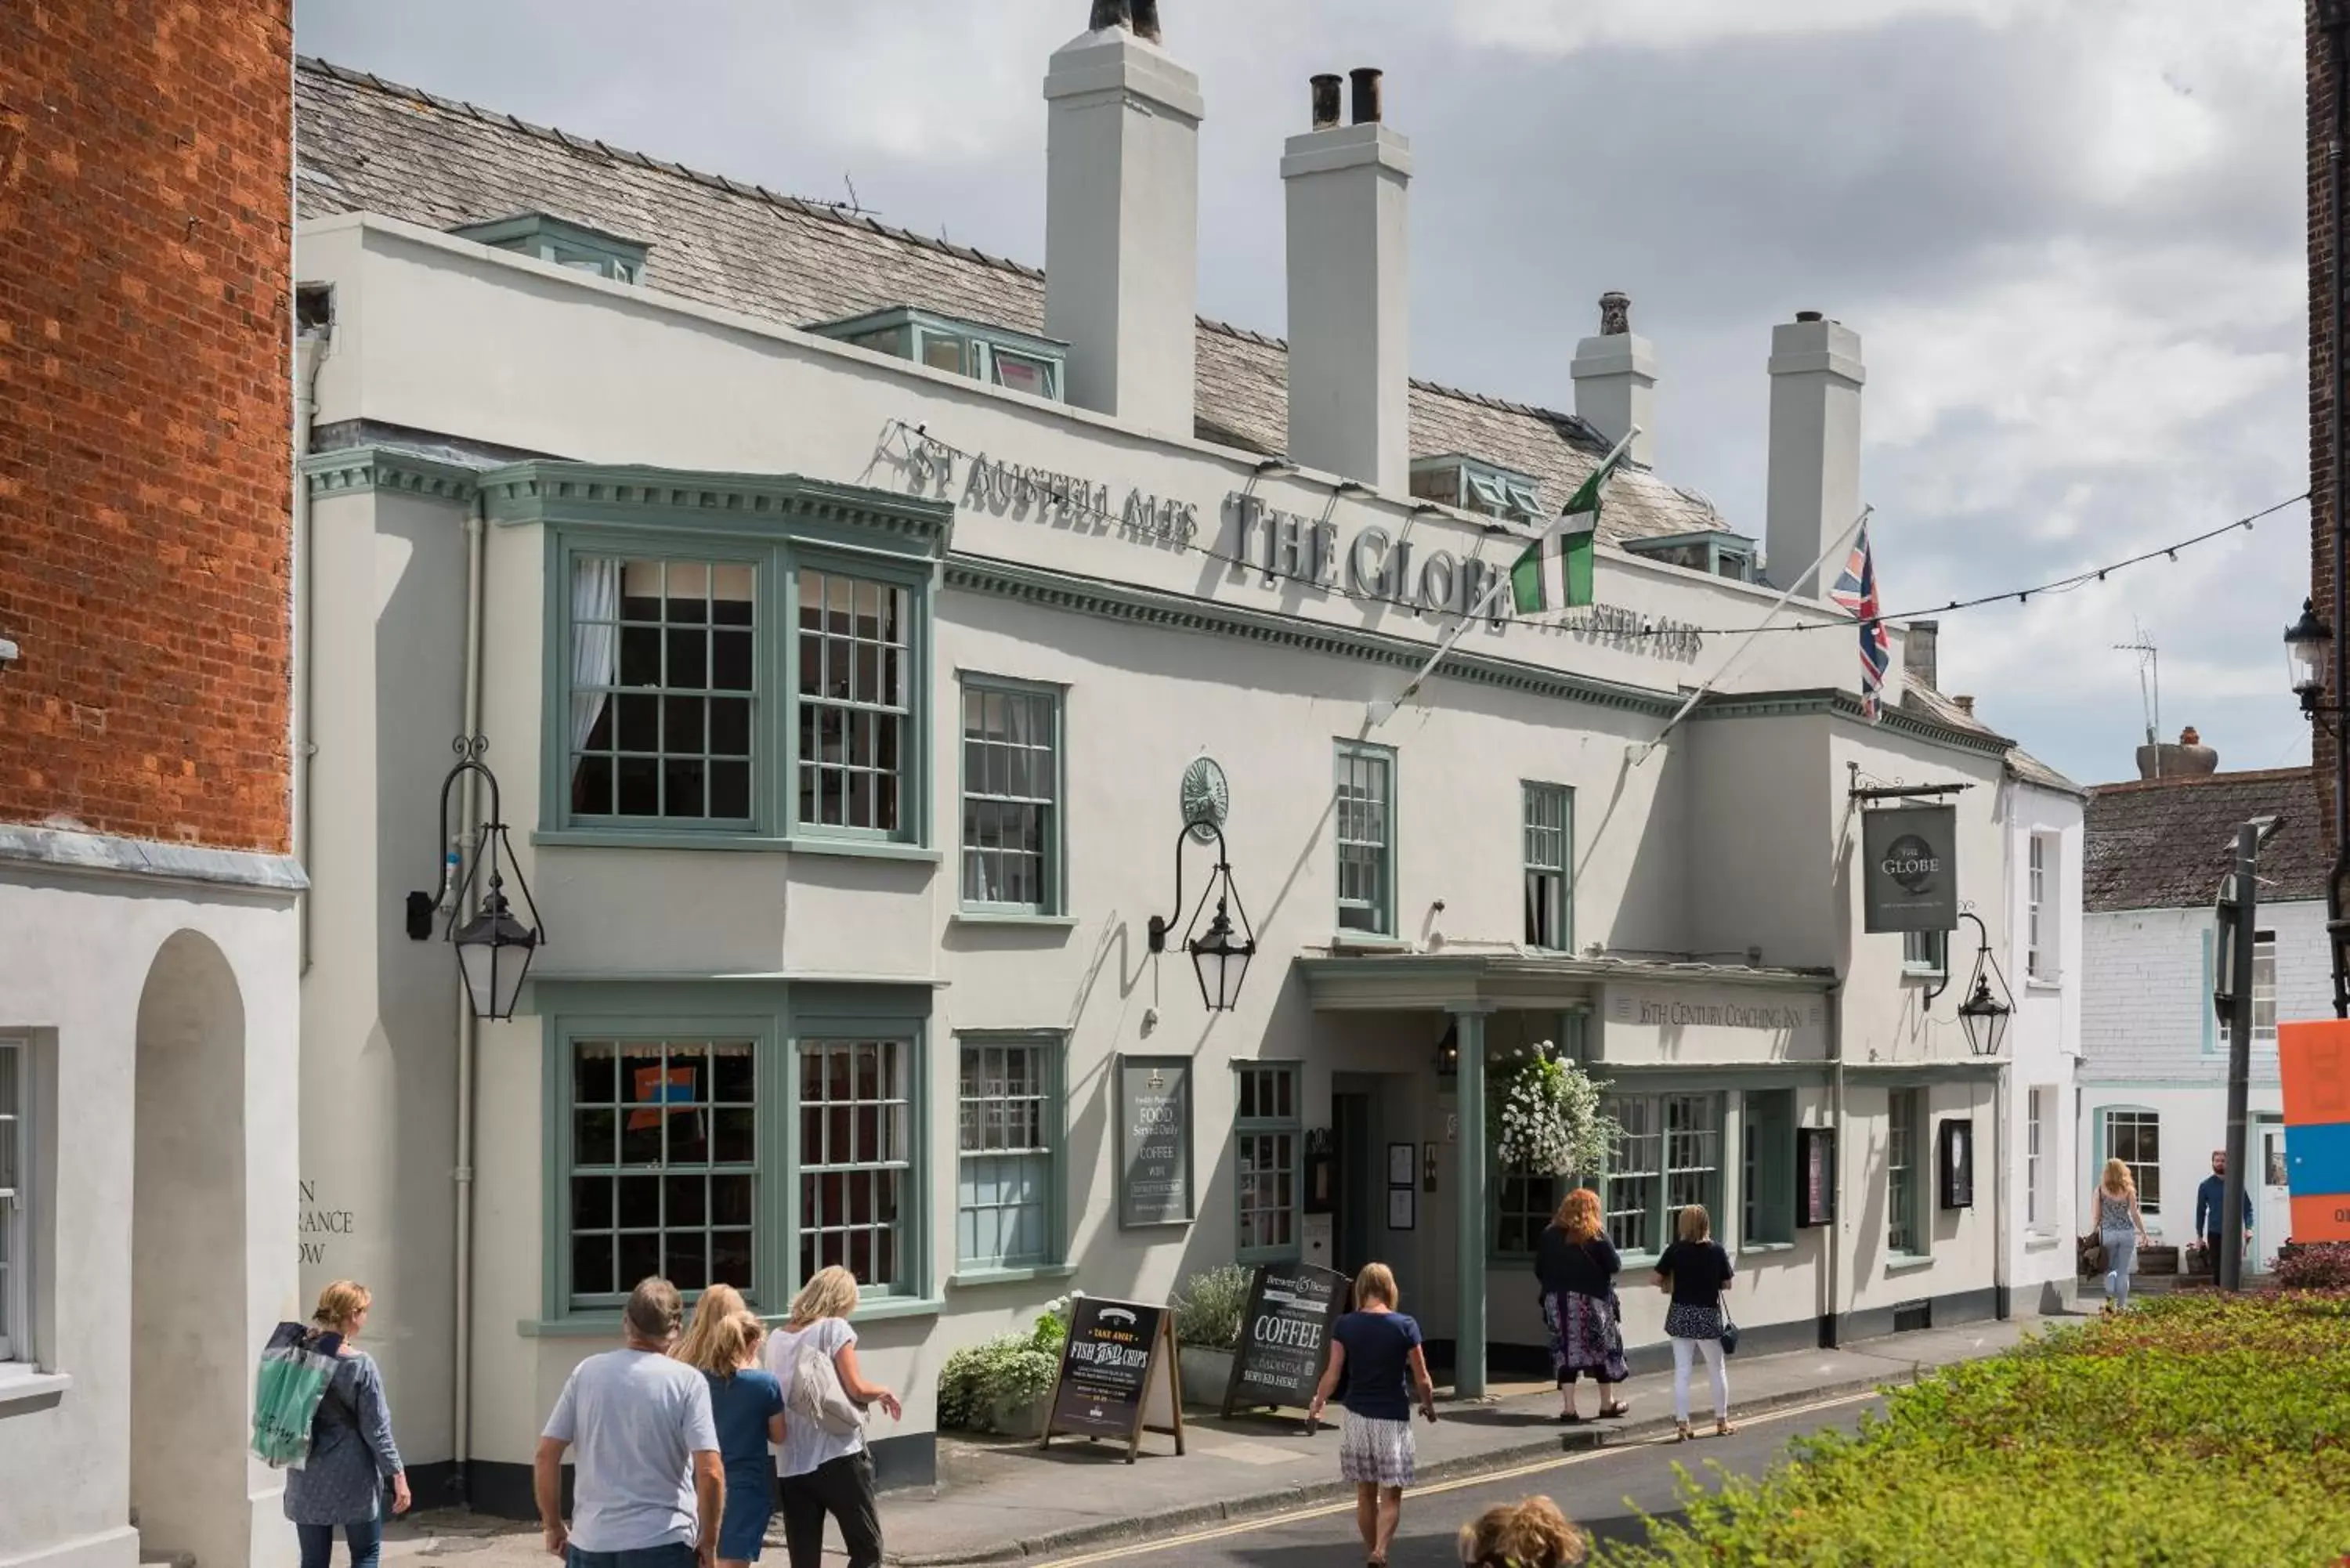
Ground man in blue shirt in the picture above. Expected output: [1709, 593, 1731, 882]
[2194, 1149, 2254, 1267]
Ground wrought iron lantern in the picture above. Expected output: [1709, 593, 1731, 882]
[1146, 822, 1257, 1012]
[2285, 598, 2333, 714]
[1926, 910, 2012, 1060]
[406, 735, 544, 1021]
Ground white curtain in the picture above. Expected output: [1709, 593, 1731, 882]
[570, 557, 624, 782]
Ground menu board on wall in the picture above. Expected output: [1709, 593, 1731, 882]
[1223, 1262, 1347, 1420]
[1116, 1056, 1194, 1228]
[1798, 1126, 1837, 1228]
[1040, 1295, 1186, 1462]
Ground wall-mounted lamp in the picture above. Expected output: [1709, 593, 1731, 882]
[1145, 757, 1256, 1013]
[405, 735, 545, 1021]
[1925, 910, 2012, 1059]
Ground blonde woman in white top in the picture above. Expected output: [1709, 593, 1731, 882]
[762, 1267, 902, 1568]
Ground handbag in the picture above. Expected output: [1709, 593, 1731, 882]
[1719, 1300, 1741, 1357]
[2079, 1233, 2108, 1274]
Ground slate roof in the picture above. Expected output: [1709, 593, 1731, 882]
[2083, 767, 2328, 912]
[1896, 678, 2012, 750]
[292, 56, 1730, 547]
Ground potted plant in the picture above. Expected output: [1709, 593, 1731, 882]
[936, 1294, 1076, 1438]
[1490, 1041, 1615, 1180]
[1171, 1263, 1250, 1409]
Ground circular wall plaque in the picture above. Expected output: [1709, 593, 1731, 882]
[1180, 757, 1230, 843]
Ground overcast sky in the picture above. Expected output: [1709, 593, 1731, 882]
[295, 0, 2313, 787]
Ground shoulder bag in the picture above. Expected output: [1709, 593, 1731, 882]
[788, 1323, 866, 1438]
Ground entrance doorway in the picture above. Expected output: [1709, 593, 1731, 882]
[2256, 1118, 2290, 1272]
[132, 930, 251, 1568]
[1332, 1089, 1376, 1281]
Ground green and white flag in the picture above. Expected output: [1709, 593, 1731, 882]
[1509, 443, 1630, 615]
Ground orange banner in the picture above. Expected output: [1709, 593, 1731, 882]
[2280, 1020, 2350, 1127]
[2290, 1191, 2350, 1244]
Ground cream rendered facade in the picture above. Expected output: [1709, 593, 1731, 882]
[289, 201, 2034, 1508]
[0, 841, 302, 1568]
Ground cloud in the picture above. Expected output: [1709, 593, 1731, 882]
[289, 0, 2316, 786]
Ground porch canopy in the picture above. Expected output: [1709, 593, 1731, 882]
[1299, 950, 1835, 1396]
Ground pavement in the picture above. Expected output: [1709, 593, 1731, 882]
[376, 1312, 2053, 1568]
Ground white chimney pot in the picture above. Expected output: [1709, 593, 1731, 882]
[1043, 26, 1202, 437]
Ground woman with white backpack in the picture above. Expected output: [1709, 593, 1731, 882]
[763, 1266, 902, 1568]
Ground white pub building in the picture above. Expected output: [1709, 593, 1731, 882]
[289, 9, 2072, 1510]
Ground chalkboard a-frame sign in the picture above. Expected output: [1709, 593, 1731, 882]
[1220, 1261, 1348, 1425]
[1039, 1295, 1186, 1462]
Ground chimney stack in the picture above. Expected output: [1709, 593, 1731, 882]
[1765, 311, 1865, 597]
[1043, 2, 1202, 437]
[1570, 291, 1657, 466]
[1283, 67, 1412, 492]
[2136, 725, 2219, 780]
[1903, 619, 1938, 693]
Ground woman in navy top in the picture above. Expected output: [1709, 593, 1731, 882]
[1307, 1263, 1436, 1568]
[1654, 1205, 1736, 1440]
[674, 1285, 787, 1566]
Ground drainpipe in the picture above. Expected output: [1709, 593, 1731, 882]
[450, 495, 486, 1503]
[292, 323, 331, 972]
[1824, 979, 1845, 1349]
[2326, 1, 2350, 1018]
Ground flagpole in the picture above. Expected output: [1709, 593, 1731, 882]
[1365, 427, 1641, 731]
[1627, 504, 1875, 765]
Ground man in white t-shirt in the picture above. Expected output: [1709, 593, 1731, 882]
[536, 1277, 723, 1568]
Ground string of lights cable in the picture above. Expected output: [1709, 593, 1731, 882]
[884, 420, 2306, 644]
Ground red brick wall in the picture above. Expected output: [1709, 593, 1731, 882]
[0, 2, 293, 853]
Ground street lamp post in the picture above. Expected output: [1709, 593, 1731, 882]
[2282, 602, 2350, 1020]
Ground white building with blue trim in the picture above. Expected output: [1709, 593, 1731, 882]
[288, 15, 2077, 1512]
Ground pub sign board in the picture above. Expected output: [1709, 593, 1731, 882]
[1041, 1295, 1186, 1462]
[1861, 805, 1959, 934]
[1223, 1262, 1348, 1422]
[1116, 1055, 1194, 1229]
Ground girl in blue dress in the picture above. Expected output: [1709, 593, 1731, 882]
[675, 1285, 786, 1566]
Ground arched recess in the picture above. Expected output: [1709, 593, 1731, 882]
[131, 929, 249, 1566]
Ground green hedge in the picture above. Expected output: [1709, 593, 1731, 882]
[1608, 1292, 2350, 1567]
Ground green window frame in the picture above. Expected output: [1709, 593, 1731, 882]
[1522, 782, 1573, 951]
[1902, 928, 1947, 977]
[1493, 1164, 1560, 1261]
[1741, 1089, 1795, 1246]
[1235, 1062, 1301, 1263]
[2099, 1105, 2162, 1216]
[954, 1033, 1066, 1274]
[958, 677, 1066, 916]
[807, 305, 1068, 403]
[1599, 1091, 1723, 1260]
[1334, 741, 1397, 938]
[0, 1037, 26, 1363]
[540, 985, 933, 1325]
[540, 521, 935, 854]
[452, 212, 650, 284]
[1887, 1088, 1925, 1255]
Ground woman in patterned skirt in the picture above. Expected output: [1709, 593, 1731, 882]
[1654, 1205, 1736, 1440]
[1534, 1188, 1630, 1423]
[282, 1281, 410, 1568]
[1308, 1263, 1438, 1568]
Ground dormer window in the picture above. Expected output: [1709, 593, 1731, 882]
[1622, 529, 1759, 584]
[451, 213, 650, 284]
[808, 306, 1067, 403]
[1409, 454, 1544, 523]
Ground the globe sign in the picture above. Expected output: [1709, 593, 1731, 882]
[1879, 834, 1941, 894]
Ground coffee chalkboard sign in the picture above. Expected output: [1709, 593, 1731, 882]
[1116, 1056, 1194, 1228]
[1040, 1295, 1186, 1462]
[1223, 1262, 1347, 1422]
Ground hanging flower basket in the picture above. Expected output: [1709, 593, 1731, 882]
[1489, 1042, 1616, 1180]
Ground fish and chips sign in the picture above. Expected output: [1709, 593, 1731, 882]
[908, 439, 1701, 657]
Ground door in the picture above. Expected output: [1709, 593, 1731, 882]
[2257, 1119, 2291, 1272]
[1333, 1091, 1376, 1281]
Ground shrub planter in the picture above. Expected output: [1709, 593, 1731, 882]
[986, 1396, 1050, 1440]
[1180, 1345, 1234, 1410]
[2139, 1245, 2179, 1277]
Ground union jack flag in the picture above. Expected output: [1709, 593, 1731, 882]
[1830, 521, 1893, 721]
